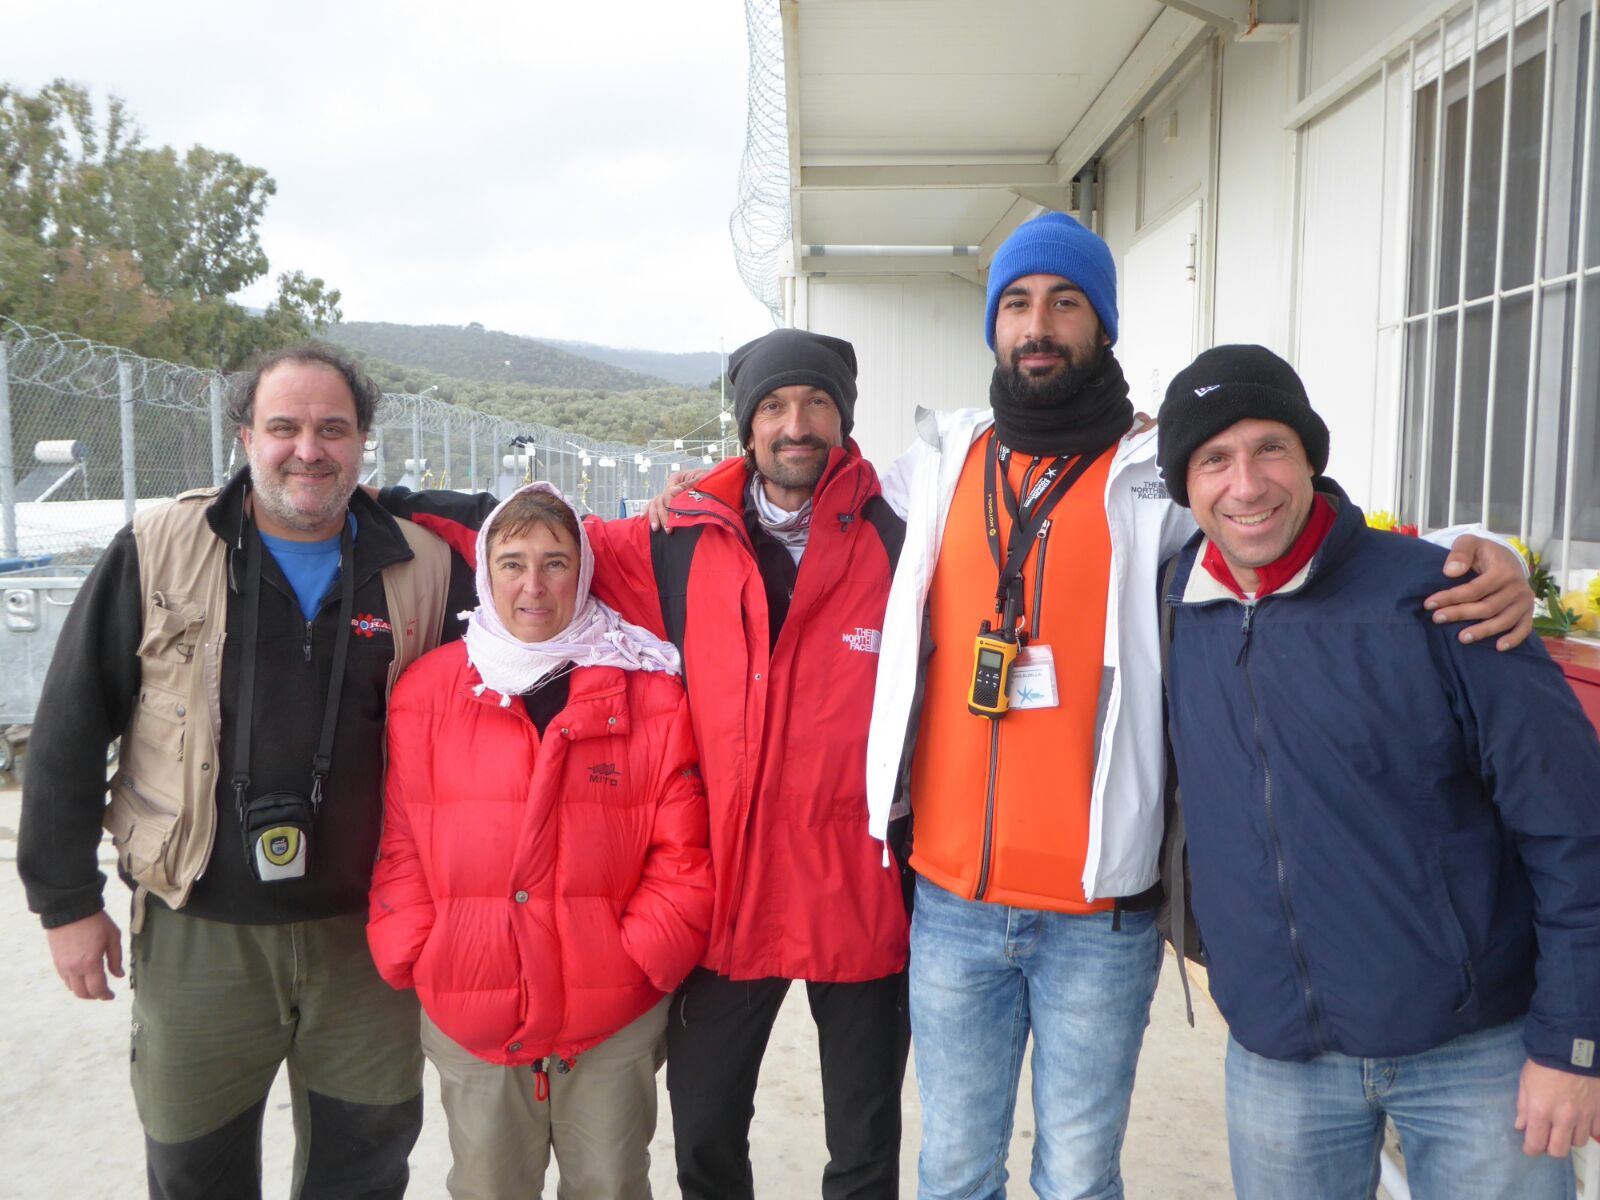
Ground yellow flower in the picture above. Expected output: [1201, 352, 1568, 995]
[1508, 535, 1531, 564]
[1367, 510, 1398, 532]
[1588, 575, 1600, 615]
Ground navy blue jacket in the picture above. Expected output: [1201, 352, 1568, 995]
[1165, 479, 1600, 1075]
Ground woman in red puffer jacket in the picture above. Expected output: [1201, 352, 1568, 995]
[369, 484, 711, 1200]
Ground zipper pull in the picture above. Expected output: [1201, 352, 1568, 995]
[1036, 518, 1052, 540]
[1235, 604, 1256, 667]
[303, 620, 313, 663]
[838, 512, 854, 531]
[532, 1058, 550, 1102]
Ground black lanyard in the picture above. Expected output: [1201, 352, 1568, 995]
[982, 430, 1098, 623]
[231, 518, 357, 814]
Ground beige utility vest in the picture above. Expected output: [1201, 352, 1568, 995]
[102, 489, 451, 926]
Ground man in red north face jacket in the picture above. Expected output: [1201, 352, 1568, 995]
[381, 329, 910, 1200]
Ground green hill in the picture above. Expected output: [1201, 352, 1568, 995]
[355, 357, 725, 449]
[326, 321, 668, 391]
[541, 339, 723, 389]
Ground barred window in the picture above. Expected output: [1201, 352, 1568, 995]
[1398, 0, 1598, 576]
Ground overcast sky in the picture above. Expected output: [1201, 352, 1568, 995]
[4, 0, 777, 354]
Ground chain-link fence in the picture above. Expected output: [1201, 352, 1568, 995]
[0, 317, 728, 563]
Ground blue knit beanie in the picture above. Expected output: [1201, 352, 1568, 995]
[984, 212, 1119, 349]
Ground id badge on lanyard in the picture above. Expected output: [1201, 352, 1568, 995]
[970, 434, 1092, 719]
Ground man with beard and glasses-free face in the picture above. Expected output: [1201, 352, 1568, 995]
[378, 327, 912, 1200]
[860, 211, 1536, 1199]
[18, 344, 473, 1200]
[1157, 346, 1600, 1200]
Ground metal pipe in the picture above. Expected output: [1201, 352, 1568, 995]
[1417, 18, 1451, 529]
[209, 375, 226, 487]
[0, 343, 16, 557]
[1556, 0, 1597, 588]
[1479, 13, 1518, 526]
[1391, 42, 1420, 512]
[1520, 5, 1559, 544]
[1445, 0, 1483, 525]
[119, 359, 137, 525]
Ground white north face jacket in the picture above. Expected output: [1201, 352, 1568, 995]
[867, 407, 1193, 902]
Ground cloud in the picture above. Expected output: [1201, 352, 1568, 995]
[2, 0, 776, 351]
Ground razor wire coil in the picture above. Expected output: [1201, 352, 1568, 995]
[730, 0, 790, 324]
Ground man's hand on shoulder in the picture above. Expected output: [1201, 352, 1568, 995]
[1426, 533, 1534, 651]
[46, 910, 123, 1001]
[1517, 1059, 1600, 1157]
[646, 469, 711, 533]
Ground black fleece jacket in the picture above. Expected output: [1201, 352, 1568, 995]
[17, 471, 476, 927]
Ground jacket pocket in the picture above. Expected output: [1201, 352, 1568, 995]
[1427, 840, 1482, 1016]
[137, 595, 206, 691]
[132, 595, 205, 762]
[104, 777, 181, 892]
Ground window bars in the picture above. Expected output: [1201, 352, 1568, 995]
[1394, 0, 1598, 582]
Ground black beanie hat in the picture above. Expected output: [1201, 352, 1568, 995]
[729, 328, 858, 446]
[1157, 344, 1330, 508]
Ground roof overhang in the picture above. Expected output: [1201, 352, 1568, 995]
[783, 0, 1234, 283]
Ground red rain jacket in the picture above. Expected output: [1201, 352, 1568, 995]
[586, 451, 908, 981]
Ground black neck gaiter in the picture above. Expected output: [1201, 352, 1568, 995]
[989, 348, 1135, 458]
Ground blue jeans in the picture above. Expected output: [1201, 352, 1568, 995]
[909, 874, 1161, 1200]
[1226, 1021, 1577, 1200]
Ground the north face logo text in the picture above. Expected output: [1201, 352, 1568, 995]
[588, 763, 621, 788]
[1132, 481, 1169, 501]
[842, 628, 882, 654]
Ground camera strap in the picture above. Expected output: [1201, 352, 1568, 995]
[231, 515, 357, 818]
[982, 430, 1098, 623]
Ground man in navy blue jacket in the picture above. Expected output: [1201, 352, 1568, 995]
[1155, 344, 1600, 1200]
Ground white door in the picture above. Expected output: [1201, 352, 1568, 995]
[1117, 200, 1202, 416]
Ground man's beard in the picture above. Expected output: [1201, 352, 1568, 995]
[248, 452, 356, 534]
[998, 338, 1108, 408]
[755, 435, 831, 493]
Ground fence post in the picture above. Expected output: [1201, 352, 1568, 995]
[119, 359, 137, 525]
[209, 375, 226, 486]
[443, 420, 452, 489]
[0, 342, 16, 558]
[469, 422, 478, 493]
[411, 412, 422, 482]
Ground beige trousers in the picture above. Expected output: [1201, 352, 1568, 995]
[422, 998, 669, 1200]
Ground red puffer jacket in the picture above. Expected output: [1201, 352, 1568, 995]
[368, 644, 712, 1067]
[585, 450, 909, 982]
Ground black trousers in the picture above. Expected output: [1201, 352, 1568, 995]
[145, 1091, 420, 1200]
[667, 967, 910, 1200]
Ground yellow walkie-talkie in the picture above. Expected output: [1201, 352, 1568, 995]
[967, 620, 1020, 718]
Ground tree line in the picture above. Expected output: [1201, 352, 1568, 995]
[0, 79, 339, 369]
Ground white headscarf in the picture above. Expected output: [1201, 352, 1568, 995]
[461, 483, 681, 705]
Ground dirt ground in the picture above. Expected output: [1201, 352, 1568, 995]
[0, 785, 1232, 1198]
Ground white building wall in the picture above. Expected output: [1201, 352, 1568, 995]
[1212, 33, 1297, 357]
[801, 274, 995, 468]
[1293, 77, 1393, 508]
[1304, 0, 1439, 94]
[1093, 2, 1413, 509]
